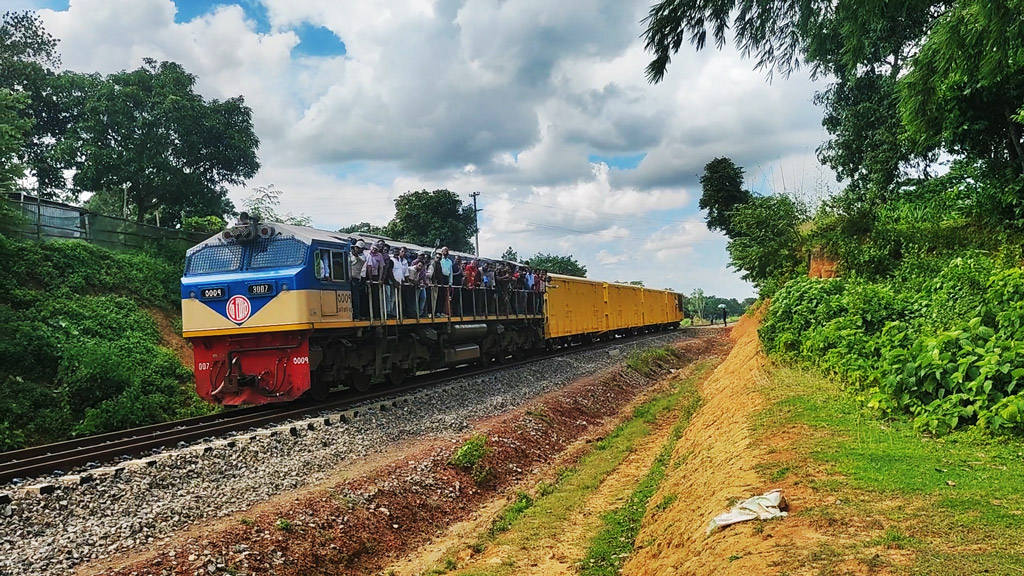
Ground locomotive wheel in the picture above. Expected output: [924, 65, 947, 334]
[349, 372, 372, 393]
[309, 376, 332, 402]
[387, 366, 406, 386]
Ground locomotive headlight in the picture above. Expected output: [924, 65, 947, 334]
[281, 283, 289, 291]
[189, 291, 196, 299]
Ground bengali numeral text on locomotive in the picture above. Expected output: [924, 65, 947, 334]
[200, 287, 224, 299]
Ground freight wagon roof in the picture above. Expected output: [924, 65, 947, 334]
[547, 273, 682, 296]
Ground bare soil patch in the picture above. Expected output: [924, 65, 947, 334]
[623, 311, 821, 576]
[147, 307, 192, 368]
[89, 333, 726, 576]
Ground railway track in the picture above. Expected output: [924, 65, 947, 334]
[0, 329, 687, 487]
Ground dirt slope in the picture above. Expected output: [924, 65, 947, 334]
[624, 312, 803, 575]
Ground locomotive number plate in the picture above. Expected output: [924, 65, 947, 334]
[200, 287, 225, 299]
[247, 283, 274, 296]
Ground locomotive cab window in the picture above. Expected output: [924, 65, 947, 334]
[315, 248, 348, 282]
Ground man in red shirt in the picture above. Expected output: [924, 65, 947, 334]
[463, 259, 479, 316]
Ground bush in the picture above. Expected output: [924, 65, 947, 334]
[762, 257, 1024, 436]
[0, 235, 197, 446]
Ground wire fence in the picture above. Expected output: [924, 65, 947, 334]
[2, 194, 208, 253]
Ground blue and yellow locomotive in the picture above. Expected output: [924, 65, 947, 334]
[181, 218, 684, 405]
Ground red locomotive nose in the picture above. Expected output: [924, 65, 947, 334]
[193, 331, 312, 405]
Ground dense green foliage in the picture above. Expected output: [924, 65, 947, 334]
[0, 235, 209, 450]
[526, 252, 587, 277]
[387, 189, 478, 253]
[759, 251, 1024, 436]
[339, 189, 478, 253]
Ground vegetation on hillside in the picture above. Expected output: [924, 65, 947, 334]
[0, 236, 211, 450]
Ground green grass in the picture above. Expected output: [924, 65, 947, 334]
[762, 366, 1024, 574]
[447, 361, 714, 576]
[625, 347, 676, 376]
[576, 370, 704, 576]
[450, 434, 493, 484]
[489, 491, 534, 536]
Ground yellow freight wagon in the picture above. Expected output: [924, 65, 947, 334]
[544, 275, 684, 340]
[544, 274, 606, 338]
[640, 287, 681, 326]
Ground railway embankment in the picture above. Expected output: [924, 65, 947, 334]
[390, 312, 1024, 576]
[1, 331, 706, 576]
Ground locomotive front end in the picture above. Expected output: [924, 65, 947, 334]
[181, 218, 316, 405]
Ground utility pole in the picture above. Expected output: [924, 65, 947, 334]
[469, 191, 481, 257]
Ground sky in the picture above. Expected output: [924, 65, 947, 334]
[21, 0, 839, 299]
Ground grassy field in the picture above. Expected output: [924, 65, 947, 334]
[757, 367, 1024, 575]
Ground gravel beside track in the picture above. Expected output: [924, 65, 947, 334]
[0, 332, 686, 576]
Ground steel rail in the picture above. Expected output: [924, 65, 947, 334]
[0, 328, 685, 486]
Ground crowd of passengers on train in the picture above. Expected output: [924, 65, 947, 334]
[323, 238, 550, 321]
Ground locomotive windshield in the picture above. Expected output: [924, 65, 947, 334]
[248, 237, 307, 269]
[185, 244, 244, 275]
[185, 235, 308, 276]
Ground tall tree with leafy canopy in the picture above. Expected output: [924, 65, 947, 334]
[66, 59, 259, 225]
[899, 0, 1024, 178]
[0, 11, 74, 198]
[0, 89, 31, 191]
[527, 253, 587, 277]
[642, 1, 941, 206]
[699, 157, 752, 236]
[387, 189, 478, 253]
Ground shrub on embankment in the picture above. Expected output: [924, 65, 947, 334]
[760, 255, 1024, 436]
[0, 235, 210, 451]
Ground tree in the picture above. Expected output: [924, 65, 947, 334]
[699, 157, 753, 236]
[387, 189, 477, 253]
[339, 222, 389, 236]
[727, 195, 807, 296]
[241, 185, 311, 226]
[527, 253, 587, 277]
[899, 0, 1024, 178]
[64, 59, 259, 225]
[0, 88, 31, 191]
[642, 1, 940, 206]
[501, 246, 520, 262]
[687, 288, 708, 321]
[1, 11, 73, 198]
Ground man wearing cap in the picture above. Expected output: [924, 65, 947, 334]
[364, 243, 385, 319]
[349, 240, 367, 320]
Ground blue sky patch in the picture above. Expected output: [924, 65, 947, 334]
[292, 22, 346, 57]
[588, 152, 646, 170]
[171, 0, 270, 32]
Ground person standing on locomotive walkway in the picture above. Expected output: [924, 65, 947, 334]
[438, 247, 454, 317]
[363, 244, 386, 319]
[349, 240, 367, 320]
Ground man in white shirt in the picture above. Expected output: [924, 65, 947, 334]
[392, 246, 409, 318]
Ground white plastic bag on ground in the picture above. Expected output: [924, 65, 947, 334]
[706, 489, 788, 534]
